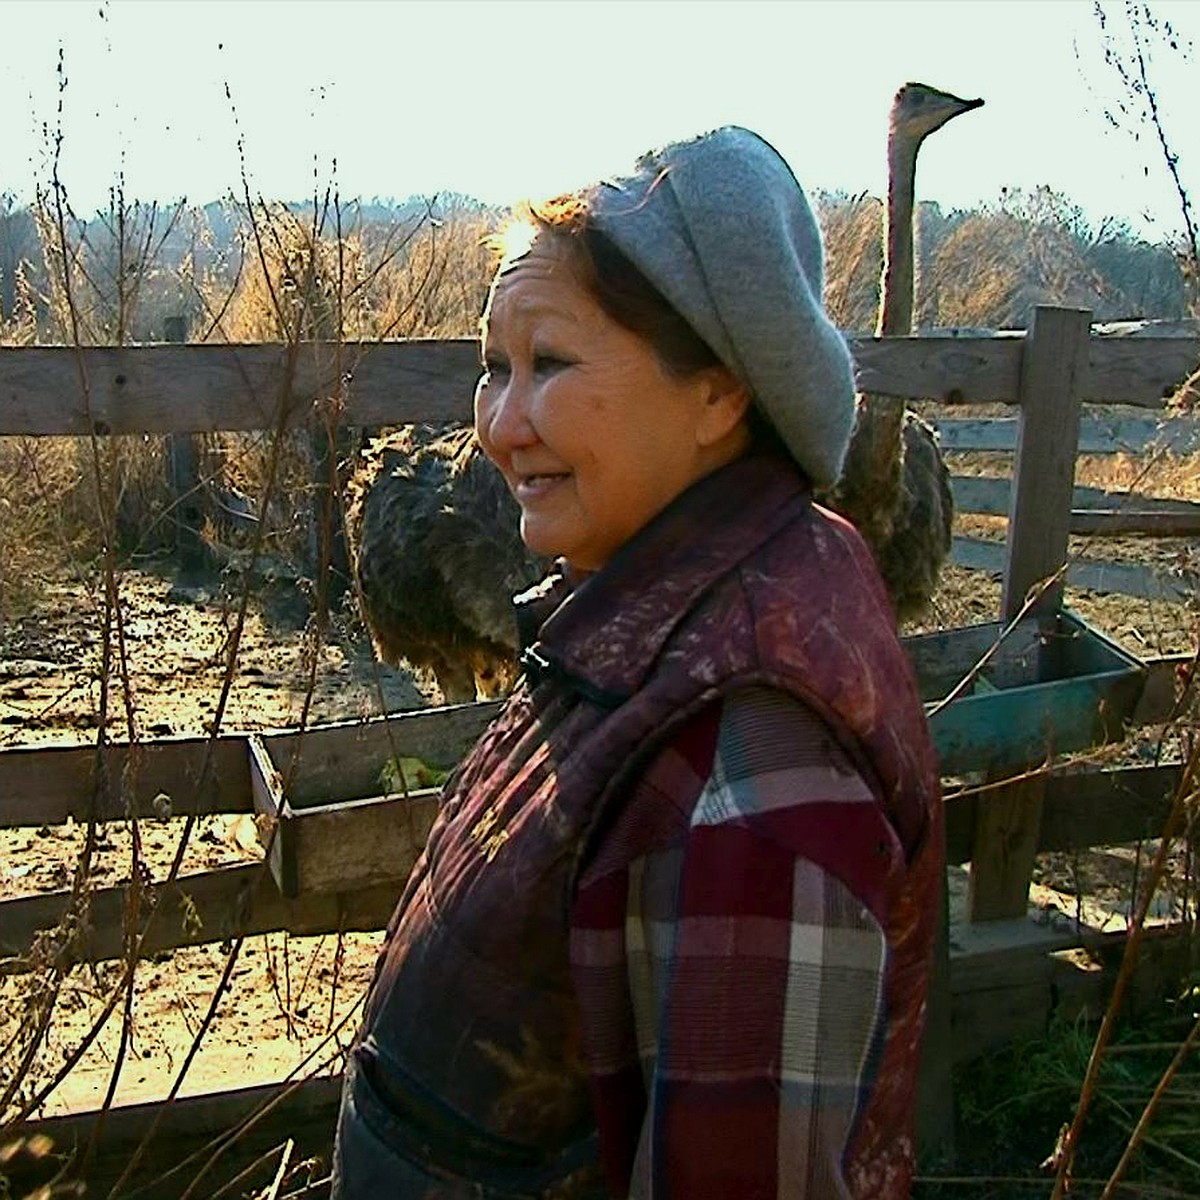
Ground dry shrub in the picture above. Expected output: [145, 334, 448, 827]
[0, 439, 85, 618]
[818, 192, 883, 333]
[192, 198, 499, 568]
[0, 432, 191, 620]
[922, 209, 1120, 330]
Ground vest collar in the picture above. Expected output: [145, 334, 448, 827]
[514, 448, 811, 706]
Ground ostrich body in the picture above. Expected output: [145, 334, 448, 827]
[348, 425, 546, 703]
[829, 82, 983, 620]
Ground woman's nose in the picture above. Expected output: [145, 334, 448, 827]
[478, 372, 537, 452]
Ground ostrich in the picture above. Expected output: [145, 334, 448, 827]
[828, 81, 983, 620]
[347, 424, 547, 703]
[351, 85, 982, 700]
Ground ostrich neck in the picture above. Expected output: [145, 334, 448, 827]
[879, 132, 919, 338]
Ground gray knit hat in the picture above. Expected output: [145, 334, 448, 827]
[589, 126, 857, 489]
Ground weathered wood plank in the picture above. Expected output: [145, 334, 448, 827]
[953, 474, 1200, 516]
[17, 1074, 342, 1148]
[944, 762, 1181, 864]
[952, 476, 1200, 534]
[916, 874, 956, 1164]
[1087, 332, 1200, 407]
[1003, 306, 1092, 618]
[11, 1074, 343, 1200]
[262, 700, 500, 805]
[0, 735, 251, 827]
[949, 922, 1190, 1061]
[7, 755, 1179, 966]
[0, 341, 482, 435]
[0, 703, 500, 828]
[950, 535, 1192, 601]
[938, 413, 1200, 455]
[1036, 762, 1180, 853]
[1131, 652, 1191, 726]
[1064, 509, 1200, 536]
[849, 335, 1021, 403]
[968, 772, 1048, 921]
[284, 789, 438, 897]
[0, 860, 399, 966]
[976, 309, 1090, 923]
[1, 323, 1195, 435]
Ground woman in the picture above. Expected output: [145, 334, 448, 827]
[332, 127, 943, 1200]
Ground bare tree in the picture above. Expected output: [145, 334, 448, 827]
[1091, 1, 1198, 309]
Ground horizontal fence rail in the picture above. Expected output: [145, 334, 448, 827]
[949, 536, 1193, 600]
[937, 413, 1200, 456]
[1, 322, 1197, 437]
[951, 476, 1200, 532]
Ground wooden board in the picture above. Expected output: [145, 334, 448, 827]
[948, 923, 1191, 1062]
[5, 754, 1181, 968]
[968, 771, 1047, 921]
[944, 762, 1181, 865]
[937, 413, 1200, 455]
[950, 535, 1193, 601]
[250, 730, 440, 898]
[261, 700, 500, 805]
[849, 335, 1020, 403]
[952, 475, 1200, 533]
[0, 340, 482, 435]
[997, 315, 1111, 927]
[0, 860, 400, 967]
[0, 734, 250, 827]
[251, 703, 500, 896]
[1002, 306, 1091, 619]
[2, 322, 1196, 435]
[9, 1074, 343, 1200]
[1087, 332, 1200, 407]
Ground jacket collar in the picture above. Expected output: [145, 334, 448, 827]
[513, 448, 811, 707]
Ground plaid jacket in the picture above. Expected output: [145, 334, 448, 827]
[334, 448, 942, 1200]
[572, 686, 894, 1198]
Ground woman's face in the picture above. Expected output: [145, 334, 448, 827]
[475, 234, 750, 574]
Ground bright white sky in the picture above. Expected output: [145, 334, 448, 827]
[3, 0, 1198, 243]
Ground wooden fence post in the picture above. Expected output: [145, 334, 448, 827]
[163, 315, 207, 579]
[308, 413, 353, 617]
[969, 306, 1092, 923]
[1001, 306, 1092, 620]
[916, 876, 956, 1166]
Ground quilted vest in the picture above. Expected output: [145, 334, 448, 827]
[332, 447, 943, 1200]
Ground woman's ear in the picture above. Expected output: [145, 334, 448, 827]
[695, 366, 753, 447]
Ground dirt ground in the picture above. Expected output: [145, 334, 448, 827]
[0, 565, 435, 1136]
[1, 472, 1198, 1175]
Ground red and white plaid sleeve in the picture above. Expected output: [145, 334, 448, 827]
[572, 686, 903, 1199]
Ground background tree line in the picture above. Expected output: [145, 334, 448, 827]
[0, 184, 1193, 352]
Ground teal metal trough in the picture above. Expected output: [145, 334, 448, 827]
[904, 610, 1147, 777]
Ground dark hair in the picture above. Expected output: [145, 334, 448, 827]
[525, 194, 721, 380]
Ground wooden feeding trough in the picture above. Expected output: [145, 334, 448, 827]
[246, 609, 1147, 902]
[249, 700, 500, 897]
[912, 609, 1146, 776]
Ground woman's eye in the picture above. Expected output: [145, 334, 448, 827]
[533, 354, 571, 375]
[481, 360, 510, 384]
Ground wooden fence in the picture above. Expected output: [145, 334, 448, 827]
[1, 309, 1198, 1179]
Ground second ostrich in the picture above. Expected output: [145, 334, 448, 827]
[348, 424, 546, 703]
[828, 81, 983, 620]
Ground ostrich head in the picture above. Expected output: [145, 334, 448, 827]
[890, 82, 984, 146]
[879, 82, 984, 338]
